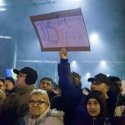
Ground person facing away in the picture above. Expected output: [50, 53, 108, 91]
[0, 67, 38, 125]
[38, 77, 57, 100]
[16, 89, 64, 125]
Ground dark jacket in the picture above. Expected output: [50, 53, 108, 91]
[0, 85, 34, 125]
[106, 90, 117, 118]
[56, 59, 116, 125]
[53, 59, 86, 125]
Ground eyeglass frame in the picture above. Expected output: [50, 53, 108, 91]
[29, 99, 46, 106]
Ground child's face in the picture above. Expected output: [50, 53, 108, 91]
[87, 98, 101, 118]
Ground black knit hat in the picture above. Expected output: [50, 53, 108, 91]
[13, 67, 38, 85]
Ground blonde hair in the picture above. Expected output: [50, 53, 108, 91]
[29, 89, 50, 104]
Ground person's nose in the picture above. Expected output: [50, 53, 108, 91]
[33, 102, 38, 106]
[43, 84, 47, 88]
[90, 104, 95, 109]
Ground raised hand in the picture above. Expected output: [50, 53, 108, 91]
[59, 48, 68, 59]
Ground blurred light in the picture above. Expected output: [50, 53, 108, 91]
[69, 0, 81, 2]
[71, 60, 77, 65]
[86, 72, 91, 77]
[100, 60, 107, 67]
[71, 61, 77, 68]
[0, 0, 6, 5]
[0, 0, 4, 3]
[71, 60, 79, 71]
[0, 0, 7, 11]
[18, 60, 57, 63]
[89, 32, 100, 42]
[81, 72, 91, 88]
[82, 72, 91, 80]
[6, 68, 17, 79]
[0, 8, 7, 11]
[106, 74, 110, 77]
[68, 0, 82, 6]
[0, 35, 13, 39]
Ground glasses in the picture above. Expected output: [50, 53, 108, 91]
[29, 100, 46, 106]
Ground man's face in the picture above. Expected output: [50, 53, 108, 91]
[5, 80, 15, 90]
[91, 82, 109, 95]
[39, 80, 52, 92]
[29, 94, 48, 118]
[15, 73, 27, 88]
[87, 98, 101, 118]
[116, 81, 123, 95]
[0, 81, 5, 91]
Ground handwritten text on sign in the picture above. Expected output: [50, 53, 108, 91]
[35, 15, 89, 48]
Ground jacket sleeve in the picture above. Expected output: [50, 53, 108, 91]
[58, 59, 82, 109]
[58, 59, 72, 91]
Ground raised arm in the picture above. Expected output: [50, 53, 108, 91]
[58, 48, 82, 106]
[58, 48, 72, 90]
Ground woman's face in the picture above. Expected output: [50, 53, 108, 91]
[29, 94, 49, 118]
[87, 98, 101, 118]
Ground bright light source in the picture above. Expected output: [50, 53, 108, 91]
[68, 0, 82, 7]
[86, 72, 91, 77]
[71, 60, 79, 71]
[106, 74, 110, 77]
[71, 61, 77, 68]
[71, 60, 77, 65]
[96, 60, 109, 73]
[0, 35, 13, 39]
[89, 32, 99, 42]
[100, 60, 107, 67]
[69, 0, 81, 2]
[0, 0, 5, 5]
[0, 8, 7, 11]
[18, 60, 57, 64]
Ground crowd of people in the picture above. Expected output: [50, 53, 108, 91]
[0, 48, 125, 125]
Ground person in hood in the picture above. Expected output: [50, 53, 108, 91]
[75, 90, 114, 125]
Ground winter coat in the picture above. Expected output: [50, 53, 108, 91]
[57, 59, 116, 125]
[16, 107, 64, 125]
[0, 85, 34, 125]
[57, 59, 86, 125]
